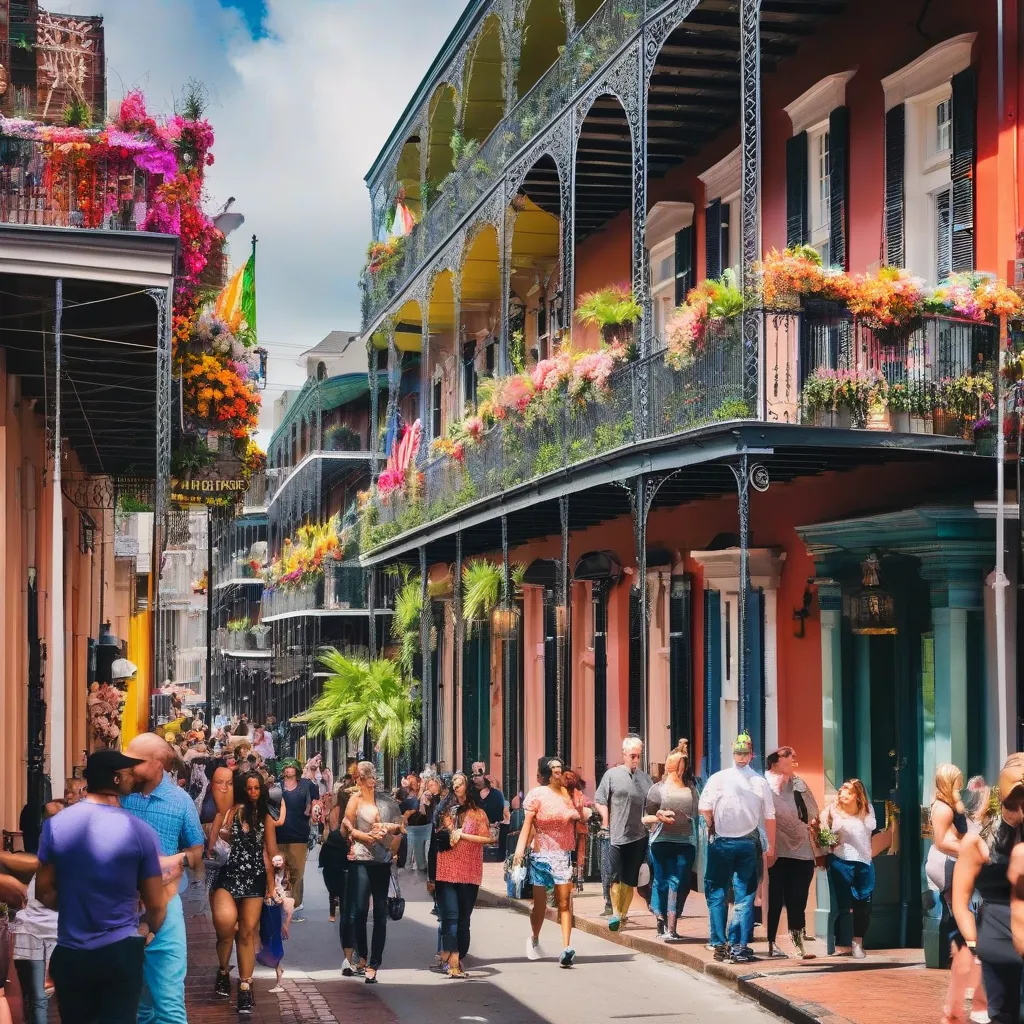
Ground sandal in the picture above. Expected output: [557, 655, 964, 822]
[447, 969, 470, 979]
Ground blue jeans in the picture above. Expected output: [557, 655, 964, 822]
[435, 881, 479, 957]
[649, 842, 696, 920]
[828, 856, 874, 947]
[406, 824, 431, 872]
[15, 959, 48, 1024]
[704, 835, 758, 953]
[138, 895, 187, 1024]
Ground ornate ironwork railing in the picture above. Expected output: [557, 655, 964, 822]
[367, 319, 748, 545]
[242, 473, 268, 510]
[0, 137, 150, 230]
[364, 311, 999, 551]
[261, 563, 398, 619]
[778, 307, 998, 439]
[361, 0, 646, 326]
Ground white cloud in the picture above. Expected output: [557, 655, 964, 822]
[62, 0, 466, 433]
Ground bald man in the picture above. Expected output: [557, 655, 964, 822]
[122, 733, 204, 1024]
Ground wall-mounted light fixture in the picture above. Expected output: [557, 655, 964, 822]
[793, 581, 814, 638]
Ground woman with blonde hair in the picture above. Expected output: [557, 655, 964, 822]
[953, 755, 1024, 1024]
[642, 744, 698, 943]
[927, 765, 987, 1024]
[820, 778, 876, 959]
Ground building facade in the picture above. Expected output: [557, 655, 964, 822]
[356, 0, 1021, 950]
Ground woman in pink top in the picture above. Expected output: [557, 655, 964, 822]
[434, 772, 494, 979]
[512, 756, 589, 968]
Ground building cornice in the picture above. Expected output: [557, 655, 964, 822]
[784, 70, 857, 135]
[699, 147, 740, 202]
[881, 33, 976, 110]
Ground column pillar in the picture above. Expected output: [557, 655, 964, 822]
[367, 338, 380, 479]
[454, 531, 464, 770]
[815, 579, 843, 951]
[419, 545, 432, 763]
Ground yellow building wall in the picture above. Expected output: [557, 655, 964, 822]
[124, 600, 153, 746]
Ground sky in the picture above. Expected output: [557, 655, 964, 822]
[59, 0, 468, 435]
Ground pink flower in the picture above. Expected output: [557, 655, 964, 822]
[465, 416, 484, 440]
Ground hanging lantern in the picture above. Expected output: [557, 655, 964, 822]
[491, 604, 519, 639]
[850, 554, 897, 635]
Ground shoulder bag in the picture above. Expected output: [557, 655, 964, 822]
[387, 866, 406, 921]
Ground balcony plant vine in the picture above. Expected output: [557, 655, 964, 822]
[264, 514, 347, 592]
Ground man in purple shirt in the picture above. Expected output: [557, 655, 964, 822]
[35, 749, 167, 1024]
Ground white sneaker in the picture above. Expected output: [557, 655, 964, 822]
[970, 1012, 992, 1023]
[851, 941, 866, 960]
[526, 935, 543, 961]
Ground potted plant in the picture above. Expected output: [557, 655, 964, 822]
[250, 623, 271, 650]
[885, 379, 912, 433]
[801, 368, 841, 427]
[666, 270, 744, 369]
[835, 370, 886, 428]
[936, 372, 995, 438]
[575, 284, 643, 345]
[760, 245, 854, 310]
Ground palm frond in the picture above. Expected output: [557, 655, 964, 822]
[462, 559, 502, 623]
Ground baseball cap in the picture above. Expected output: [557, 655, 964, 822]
[997, 753, 1024, 802]
[84, 749, 144, 791]
[732, 732, 753, 754]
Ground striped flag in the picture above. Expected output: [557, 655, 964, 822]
[214, 247, 257, 342]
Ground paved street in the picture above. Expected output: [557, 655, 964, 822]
[243, 853, 777, 1024]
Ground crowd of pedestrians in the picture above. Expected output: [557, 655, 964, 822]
[6, 708, 1024, 1024]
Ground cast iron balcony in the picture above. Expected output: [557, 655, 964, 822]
[363, 312, 998, 552]
[261, 562, 398, 620]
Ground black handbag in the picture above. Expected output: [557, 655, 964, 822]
[433, 826, 452, 853]
[387, 869, 406, 921]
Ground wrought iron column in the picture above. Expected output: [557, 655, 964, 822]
[730, 453, 751, 733]
[498, 208, 513, 376]
[147, 285, 172, 688]
[558, 110, 575, 341]
[740, 0, 764, 413]
[557, 496, 571, 761]
[368, 568, 377, 660]
[501, 514, 512, 795]
[454, 532, 464, 770]
[419, 545, 432, 762]
[420, 304, 432, 449]
[368, 338, 380, 478]
[631, 43, 650, 358]
[384, 322, 400, 452]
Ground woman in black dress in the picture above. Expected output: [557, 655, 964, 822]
[952, 754, 1024, 1024]
[209, 771, 279, 1014]
[320, 782, 351, 924]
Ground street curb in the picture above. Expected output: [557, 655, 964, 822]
[474, 886, 841, 1024]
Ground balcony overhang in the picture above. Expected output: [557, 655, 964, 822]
[267, 449, 375, 512]
[0, 223, 177, 288]
[359, 422, 992, 568]
[0, 230, 177, 477]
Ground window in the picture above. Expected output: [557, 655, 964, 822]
[461, 342, 477, 413]
[650, 237, 676, 344]
[935, 98, 952, 153]
[809, 126, 831, 266]
[719, 202, 731, 272]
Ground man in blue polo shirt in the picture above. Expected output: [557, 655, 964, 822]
[35, 749, 167, 1024]
[123, 733, 205, 1024]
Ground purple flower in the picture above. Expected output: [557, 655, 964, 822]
[134, 145, 178, 178]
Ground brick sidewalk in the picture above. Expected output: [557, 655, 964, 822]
[183, 917, 399, 1024]
[476, 863, 947, 1024]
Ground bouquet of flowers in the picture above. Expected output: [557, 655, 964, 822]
[816, 824, 840, 850]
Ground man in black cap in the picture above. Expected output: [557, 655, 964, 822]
[34, 749, 169, 1024]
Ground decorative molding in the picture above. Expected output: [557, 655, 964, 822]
[881, 33, 976, 110]
[690, 546, 787, 592]
[784, 70, 857, 135]
[645, 201, 694, 249]
[699, 146, 740, 202]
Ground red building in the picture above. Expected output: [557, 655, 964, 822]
[343, 0, 1021, 952]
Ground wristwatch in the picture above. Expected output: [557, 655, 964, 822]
[965, 940, 977, 949]
[180, 853, 189, 872]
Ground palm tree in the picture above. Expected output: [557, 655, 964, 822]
[297, 649, 418, 760]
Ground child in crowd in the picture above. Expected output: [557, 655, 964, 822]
[257, 854, 294, 993]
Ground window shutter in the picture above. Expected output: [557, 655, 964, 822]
[674, 225, 695, 304]
[628, 585, 644, 739]
[936, 187, 952, 283]
[668, 576, 693, 747]
[705, 199, 723, 280]
[828, 105, 849, 270]
[950, 66, 976, 272]
[884, 104, 906, 267]
[786, 131, 809, 247]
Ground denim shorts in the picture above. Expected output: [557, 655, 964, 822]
[529, 850, 573, 889]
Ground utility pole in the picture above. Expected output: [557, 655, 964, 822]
[205, 507, 214, 731]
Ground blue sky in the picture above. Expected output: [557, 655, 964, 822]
[219, 0, 267, 38]
[60, 0, 467, 432]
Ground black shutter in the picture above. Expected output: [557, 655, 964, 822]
[675, 225, 695, 304]
[884, 103, 906, 267]
[828, 105, 849, 270]
[628, 586, 644, 738]
[744, 588, 765, 771]
[703, 589, 721, 778]
[786, 131, 809, 248]
[668, 576, 692, 747]
[951, 66, 976, 272]
[593, 584, 608, 783]
[705, 198, 723, 280]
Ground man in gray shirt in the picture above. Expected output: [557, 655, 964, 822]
[594, 735, 653, 932]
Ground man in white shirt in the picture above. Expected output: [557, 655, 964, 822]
[698, 732, 776, 964]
